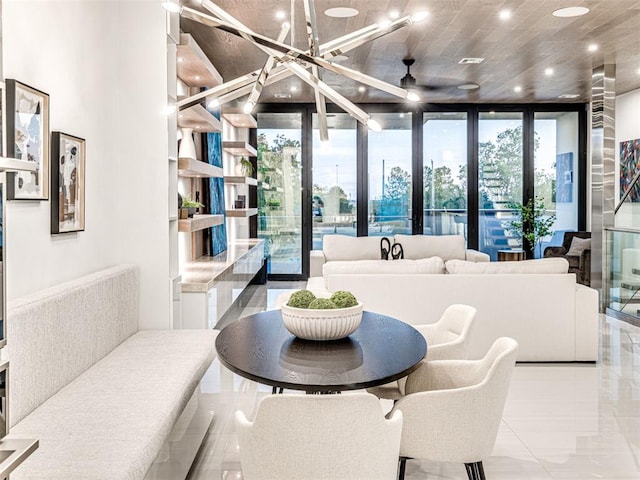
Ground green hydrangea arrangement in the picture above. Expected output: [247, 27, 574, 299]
[330, 291, 358, 308]
[287, 290, 316, 308]
[285, 289, 359, 309]
[308, 298, 338, 309]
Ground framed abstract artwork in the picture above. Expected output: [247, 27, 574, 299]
[555, 152, 573, 203]
[620, 139, 640, 202]
[5, 79, 50, 200]
[51, 132, 85, 234]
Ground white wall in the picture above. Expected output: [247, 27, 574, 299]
[615, 88, 640, 228]
[3, 0, 171, 329]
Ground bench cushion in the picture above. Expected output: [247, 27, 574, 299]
[7, 329, 218, 480]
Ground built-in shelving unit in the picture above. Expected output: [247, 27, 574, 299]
[222, 108, 258, 128]
[179, 158, 223, 178]
[222, 141, 257, 157]
[224, 175, 257, 186]
[178, 104, 222, 132]
[226, 208, 258, 218]
[177, 33, 223, 88]
[178, 214, 224, 233]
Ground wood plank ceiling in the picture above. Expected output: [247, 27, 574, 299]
[181, 0, 640, 104]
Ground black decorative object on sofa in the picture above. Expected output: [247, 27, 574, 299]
[543, 231, 591, 286]
[380, 237, 391, 260]
[391, 242, 404, 260]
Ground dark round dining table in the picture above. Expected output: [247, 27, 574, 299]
[215, 309, 427, 393]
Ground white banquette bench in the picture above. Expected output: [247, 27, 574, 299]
[307, 235, 599, 362]
[4, 265, 218, 479]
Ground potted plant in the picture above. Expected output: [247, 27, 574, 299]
[507, 196, 556, 258]
[239, 157, 254, 176]
[181, 195, 204, 218]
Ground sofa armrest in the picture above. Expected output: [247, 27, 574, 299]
[465, 249, 490, 262]
[544, 246, 567, 258]
[575, 284, 599, 361]
[310, 250, 326, 278]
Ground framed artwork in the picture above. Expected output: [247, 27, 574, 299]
[555, 152, 573, 203]
[620, 139, 640, 202]
[5, 79, 50, 200]
[51, 132, 85, 234]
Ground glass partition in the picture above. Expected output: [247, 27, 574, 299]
[367, 112, 412, 236]
[423, 112, 467, 237]
[478, 112, 523, 260]
[607, 228, 640, 320]
[257, 113, 302, 275]
[312, 113, 356, 250]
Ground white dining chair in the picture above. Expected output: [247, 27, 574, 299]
[368, 304, 477, 400]
[389, 337, 519, 480]
[235, 392, 402, 480]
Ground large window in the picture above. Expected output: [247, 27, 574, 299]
[257, 113, 302, 275]
[478, 112, 524, 260]
[312, 113, 357, 250]
[534, 112, 579, 256]
[368, 112, 412, 236]
[423, 112, 468, 237]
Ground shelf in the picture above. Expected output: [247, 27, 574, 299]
[178, 158, 223, 178]
[178, 104, 222, 132]
[226, 208, 258, 218]
[178, 214, 224, 233]
[222, 141, 257, 157]
[177, 34, 223, 88]
[224, 176, 257, 186]
[222, 108, 257, 128]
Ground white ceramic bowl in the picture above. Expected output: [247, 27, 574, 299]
[280, 302, 364, 341]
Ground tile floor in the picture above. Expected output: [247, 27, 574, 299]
[187, 281, 640, 480]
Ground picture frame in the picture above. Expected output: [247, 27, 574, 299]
[51, 132, 86, 234]
[5, 79, 50, 200]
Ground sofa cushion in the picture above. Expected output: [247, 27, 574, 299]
[323, 257, 445, 276]
[394, 234, 466, 261]
[445, 257, 570, 274]
[566, 236, 591, 256]
[323, 235, 382, 262]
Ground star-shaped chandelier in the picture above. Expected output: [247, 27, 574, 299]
[164, 0, 428, 139]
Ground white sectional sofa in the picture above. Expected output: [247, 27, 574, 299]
[4, 265, 218, 480]
[310, 234, 489, 277]
[307, 235, 599, 362]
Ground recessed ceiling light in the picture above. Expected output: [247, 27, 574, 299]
[194, 75, 201, 80]
[499, 9, 511, 20]
[358, 86, 366, 92]
[290, 86, 298, 92]
[389, 10, 400, 19]
[514, 86, 522, 93]
[275, 10, 286, 20]
[637, 68, 640, 75]
[458, 83, 479, 90]
[459, 58, 485, 64]
[544, 68, 554, 76]
[552, 6, 589, 17]
[177, 57, 185, 63]
[588, 43, 598, 52]
[558, 93, 580, 99]
[325, 7, 359, 18]
[330, 55, 349, 62]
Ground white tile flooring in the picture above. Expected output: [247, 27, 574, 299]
[187, 282, 640, 480]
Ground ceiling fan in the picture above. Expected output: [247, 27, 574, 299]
[400, 58, 443, 92]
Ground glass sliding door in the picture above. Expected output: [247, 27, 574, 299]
[312, 113, 357, 250]
[368, 112, 413, 236]
[534, 112, 579, 256]
[478, 112, 523, 260]
[257, 113, 302, 275]
[423, 112, 468, 237]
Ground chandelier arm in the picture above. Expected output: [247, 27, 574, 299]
[303, 0, 328, 141]
[245, 23, 291, 113]
[177, 10, 417, 110]
[180, 6, 417, 101]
